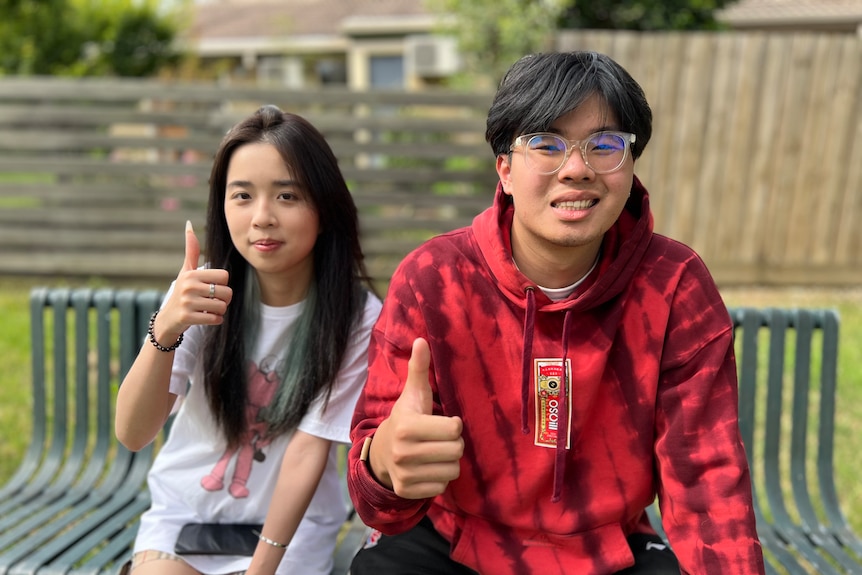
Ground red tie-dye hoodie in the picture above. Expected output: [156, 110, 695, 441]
[348, 179, 765, 575]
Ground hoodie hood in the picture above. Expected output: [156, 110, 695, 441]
[472, 176, 654, 312]
[471, 176, 654, 501]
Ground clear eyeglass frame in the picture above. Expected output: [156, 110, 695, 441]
[511, 131, 637, 175]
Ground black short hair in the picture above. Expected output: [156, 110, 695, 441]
[485, 51, 652, 159]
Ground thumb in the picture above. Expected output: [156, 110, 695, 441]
[183, 220, 201, 272]
[399, 338, 433, 415]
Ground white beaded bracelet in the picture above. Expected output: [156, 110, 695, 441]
[252, 530, 287, 549]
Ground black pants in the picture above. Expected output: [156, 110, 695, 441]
[350, 516, 680, 574]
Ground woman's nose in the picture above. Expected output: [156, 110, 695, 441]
[252, 201, 276, 228]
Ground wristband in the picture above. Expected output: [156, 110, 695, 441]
[147, 310, 184, 352]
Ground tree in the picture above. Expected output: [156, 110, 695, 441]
[0, 0, 83, 75]
[559, 0, 733, 31]
[427, 0, 571, 85]
[0, 0, 184, 76]
[94, 1, 182, 76]
[426, 0, 733, 86]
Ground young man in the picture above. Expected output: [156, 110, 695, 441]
[347, 51, 765, 574]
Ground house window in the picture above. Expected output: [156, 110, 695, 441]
[370, 55, 404, 88]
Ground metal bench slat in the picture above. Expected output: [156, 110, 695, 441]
[0, 292, 50, 503]
[785, 311, 860, 571]
[818, 312, 862, 558]
[0, 291, 75, 520]
[734, 309, 809, 575]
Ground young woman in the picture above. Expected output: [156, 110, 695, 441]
[116, 105, 382, 575]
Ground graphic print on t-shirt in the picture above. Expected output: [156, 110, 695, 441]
[200, 360, 280, 498]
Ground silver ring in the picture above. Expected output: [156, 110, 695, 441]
[209, 283, 216, 298]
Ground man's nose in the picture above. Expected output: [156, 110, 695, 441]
[557, 145, 593, 179]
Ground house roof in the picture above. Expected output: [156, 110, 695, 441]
[190, 0, 430, 39]
[717, 0, 862, 30]
[185, 0, 435, 56]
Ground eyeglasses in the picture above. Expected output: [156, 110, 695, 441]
[510, 131, 636, 175]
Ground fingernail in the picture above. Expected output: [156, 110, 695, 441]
[186, 220, 193, 233]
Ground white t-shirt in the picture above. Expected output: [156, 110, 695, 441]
[134, 291, 382, 575]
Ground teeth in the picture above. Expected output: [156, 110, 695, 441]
[554, 199, 595, 210]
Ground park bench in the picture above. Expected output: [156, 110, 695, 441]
[647, 307, 862, 574]
[730, 307, 862, 574]
[1, 289, 861, 574]
[0, 287, 367, 575]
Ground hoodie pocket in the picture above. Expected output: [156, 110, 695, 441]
[450, 515, 633, 575]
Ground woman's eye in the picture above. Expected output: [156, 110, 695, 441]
[279, 191, 298, 201]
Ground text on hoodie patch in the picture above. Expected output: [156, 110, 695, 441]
[534, 358, 572, 449]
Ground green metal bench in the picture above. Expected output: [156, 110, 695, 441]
[734, 307, 862, 575]
[649, 307, 862, 574]
[3, 290, 860, 574]
[0, 287, 367, 575]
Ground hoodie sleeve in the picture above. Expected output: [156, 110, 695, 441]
[347, 264, 435, 534]
[653, 257, 765, 574]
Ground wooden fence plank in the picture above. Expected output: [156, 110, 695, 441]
[692, 33, 735, 261]
[641, 33, 687, 235]
[787, 35, 839, 265]
[713, 33, 763, 265]
[739, 34, 784, 269]
[769, 35, 817, 264]
[664, 33, 714, 245]
[824, 36, 862, 266]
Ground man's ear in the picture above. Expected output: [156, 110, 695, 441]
[496, 154, 513, 196]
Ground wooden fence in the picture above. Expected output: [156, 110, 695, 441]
[0, 30, 859, 288]
[557, 30, 862, 286]
[0, 81, 496, 288]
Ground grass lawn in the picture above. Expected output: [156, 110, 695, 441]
[0, 277, 860, 536]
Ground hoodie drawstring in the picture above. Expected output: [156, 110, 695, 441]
[521, 288, 572, 502]
[520, 287, 536, 435]
[552, 310, 573, 502]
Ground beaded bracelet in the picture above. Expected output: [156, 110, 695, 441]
[252, 530, 287, 549]
[147, 310, 184, 352]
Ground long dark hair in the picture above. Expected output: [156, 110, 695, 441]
[202, 105, 375, 447]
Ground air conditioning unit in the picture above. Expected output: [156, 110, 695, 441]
[406, 35, 460, 78]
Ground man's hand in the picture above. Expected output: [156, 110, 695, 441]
[368, 338, 464, 499]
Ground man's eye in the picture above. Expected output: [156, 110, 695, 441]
[530, 138, 565, 153]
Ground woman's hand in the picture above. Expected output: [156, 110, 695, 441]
[149, 221, 233, 348]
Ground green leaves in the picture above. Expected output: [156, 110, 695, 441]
[428, 0, 571, 84]
[425, 0, 732, 85]
[559, 0, 732, 31]
[0, 0, 183, 77]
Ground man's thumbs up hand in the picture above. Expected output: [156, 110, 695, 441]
[397, 337, 434, 415]
[368, 338, 464, 499]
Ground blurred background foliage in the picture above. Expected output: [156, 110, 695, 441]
[429, 0, 732, 85]
[0, 0, 185, 76]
